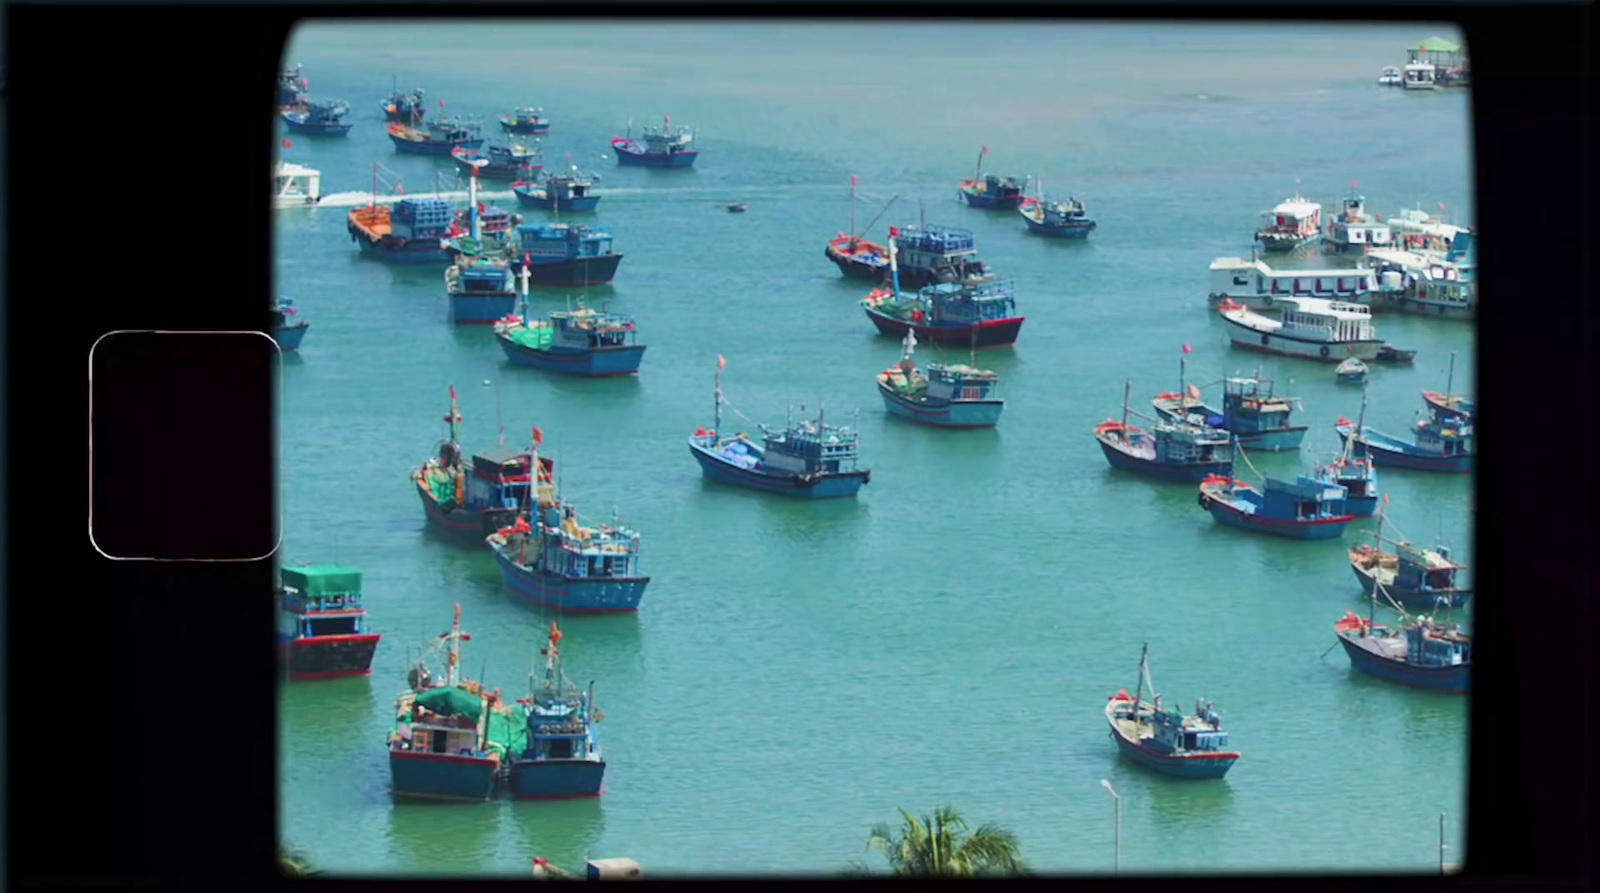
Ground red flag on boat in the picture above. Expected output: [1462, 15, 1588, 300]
[981, 145, 989, 154]
[439, 98, 446, 108]
[1182, 343, 1192, 354]
[550, 620, 562, 646]
[449, 384, 457, 401]
[532, 426, 544, 445]
[1337, 414, 1351, 426]
[664, 114, 671, 127]
[850, 174, 857, 186]
[524, 252, 531, 266]
[1438, 202, 1445, 211]
[1187, 384, 1201, 400]
[1351, 179, 1357, 188]
[889, 225, 900, 237]
[717, 353, 726, 370]
[300, 77, 308, 89]
[1382, 493, 1390, 504]
[282, 138, 291, 149]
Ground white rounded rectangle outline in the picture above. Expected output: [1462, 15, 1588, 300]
[88, 329, 283, 561]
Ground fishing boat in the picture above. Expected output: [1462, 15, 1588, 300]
[888, 223, 995, 291]
[273, 161, 321, 208]
[1349, 521, 1471, 613]
[1017, 178, 1096, 238]
[1207, 252, 1378, 311]
[277, 564, 380, 679]
[956, 146, 1024, 210]
[725, 202, 747, 213]
[1153, 364, 1307, 452]
[388, 117, 485, 156]
[1215, 297, 1387, 363]
[1323, 185, 1393, 254]
[486, 497, 651, 614]
[1336, 357, 1368, 384]
[610, 115, 698, 168]
[413, 387, 552, 542]
[512, 166, 602, 212]
[688, 356, 871, 499]
[280, 99, 353, 136]
[509, 622, 606, 799]
[499, 107, 551, 134]
[1095, 379, 1232, 482]
[272, 297, 309, 351]
[1334, 407, 1473, 473]
[382, 79, 427, 122]
[1378, 66, 1402, 86]
[1255, 192, 1323, 252]
[875, 330, 1004, 428]
[1402, 61, 1438, 90]
[1376, 345, 1416, 364]
[1421, 352, 1474, 423]
[824, 176, 894, 282]
[388, 604, 524, 801]
[278, 64, 307, 110]
[349, 193, 460, 266]
[506, 224, 623, 286]
[494, 275, 646, 376]
[1197, 445, 1355, 540]
[1334, 587, 1470, 694]
[1105, 644, 1239, 780]
[862, 233, 1022, 347]
[1315, 386, 1380, 516]
[447, 258, 517, 324]
[452, 140, 542, 180]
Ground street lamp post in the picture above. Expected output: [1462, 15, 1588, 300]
[1100, 779, 1121, 876]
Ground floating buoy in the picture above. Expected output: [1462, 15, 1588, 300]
[482, 379, 491, 386]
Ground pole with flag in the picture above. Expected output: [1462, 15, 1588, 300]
[520, 254, 532, 326]
[445, 385, 462, 444]
[849, 174, 858, 240]
[468, 164, 480, 241]
[1179, 344, 1192, 416]
[975, 144, 988, 179]
[714, 354, 725, 435]
[888, 225, 902, 296]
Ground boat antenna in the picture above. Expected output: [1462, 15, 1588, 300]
[1121, 378, 1132, 435]
[974, 144, 986, 180]
[1445, 350, 1456, 395]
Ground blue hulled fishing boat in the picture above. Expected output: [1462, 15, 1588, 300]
[888, 223, 995, 291]
[610, 115, 698, 167]
[1106, 644, 1239, 780]
[347, 166, 462, 265]
[512, 163, 602, 212]
[875, 330, 1003, 428]
[825, 177, 895, 282]
[499, 107, 551, 134]
[281, 99, 352, 136]
[1154, 363, 1307, 452]
[1315, 386, 1379, 516]
[271, 297, 308, 351]
[388, 117, 484, 156]
[277, 564, 380, 680]
[452, 140, 541, 181]
[861, 236, 1023, 347]
[1349, 509, 1471, 610]
[486, 497, 651, 614]
[278, 64, 307, 110]
[1336, 357, 1369, 385]
[1334, 588, 1470, 694]
[413, 387, 551, 542]
[382, 79, 427, 122]
[507, 223, 624, 286]
[1197, 445, 1355, 540]
[387, 605, 523, 801]
[1420, 351, 1474, 423]
[494, 278, 646, 376]
[1018, 179, 1096, 238]
[957, 146, 1025, 210]
[445, 173, 519, 324]
[1334, 408, 1473, 473]
[510, 622, 606, 799]
[1094, 379, 1232, 482]
[689, 356, 871, 499]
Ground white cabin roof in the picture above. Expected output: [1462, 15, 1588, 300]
[277, 161, 319, 178]
[1210, 257, 1260, 272]
[1267, 196, 1321, 217]
[1277, 297, 1371, 319]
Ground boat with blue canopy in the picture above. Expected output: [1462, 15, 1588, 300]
[1095, 379, 1232, 482]
[1105, 644, 1239, 779]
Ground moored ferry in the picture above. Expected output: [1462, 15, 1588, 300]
[277, 564, 380, 680]
[1208, 255, 1377, 311]
[1254, 192, 1322, 252]
[1216, 297, 1386, 362]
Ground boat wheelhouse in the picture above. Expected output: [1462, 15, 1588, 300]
[1402, 61, 1437, 90]
[382, 80, 427, 122]
[1207, 256, 1377, 310]
[1216, 297, 1385, 362]
[446, 258, 517, 324]
[499, 107, 551, 134]
[273, 161, 321, 208]
[277, 564, 380, 680]
[875, 330, 1003, 428]
[278, 64, 306, 109]
[1254, 193, 1323, 252]
[510, 622, 606, 799]
[1153, 370, 1307, 452]
[1105, 644, 1239, 780]
[272, 297, 309, 351]
[888, 224, 994, 290]
[1324, 190, 1393, 254]
[610, 116, 698, 167]
[487, 503, 651, 614]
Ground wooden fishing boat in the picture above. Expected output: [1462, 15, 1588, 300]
[488, 503, 650, 614]
[271, 297, 308, 351]
[1095, 379, 1231, 482]
[1420, 351, 1473, 422]
[1196, 441, 1355, 540]
[1153, 363, 1307, 452]
[1349, 508, 1471, 610]
[1334, 408, 1473, 473]
[1017, 178, 1096, 238]
[413, 386, 552, 542]
[509, 622, 607, 798]
[494, 281, 646, 377]
[1313, 385, 1379, 516]
[876, 330, 1003, 429]
[277, 564, 379, 679]
[824, 176, 894, 282]
[957, 146, 1024, 210]
[388, 117, 484, 156]
[1336, 357, 1368, 384]
[452, 140, 541, 180]
[281, 99, 352, 136]
[610, 115, 697, 167]
[1105, 644, 1239, 779]
[381, 78, 427, 122]
[1334, 583, 1470, 694]
[499, 106, 551, 134]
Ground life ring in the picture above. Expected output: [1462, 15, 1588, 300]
[1261, 334, 1271, 346]
[1198, 492, 1210, 508]
[1319, 346, 1331, 358]
[1263, 294, 1273, 307]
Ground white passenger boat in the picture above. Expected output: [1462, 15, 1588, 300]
[1208, 255, 1377, 311]
[1216, 297, 1385, 362]
[275, 161, 322, 208]
[1403, 62, 1437, 90]
[1361, 248, 1475, 320]
[1324, 189, 1393, 254]
[1254, 193, 1322, 253]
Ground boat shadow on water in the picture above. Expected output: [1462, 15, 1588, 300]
[1141, 775, 1238, 833]
[507, 794, 606, 867]
[384, 800, 504, 872]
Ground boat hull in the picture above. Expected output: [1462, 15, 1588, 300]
[1368, 291, 1474, 320]
[496, 335, 646, 376]
[390, 135, 485, 156]
[1343, 494, 1380, 517]
[960, 191, 1023, 210]
[1022, 217, 1096, 238]
[1337, 634, 1469, 693]
[281, 118, 353, 136]
[450, 292, 518, 324]
[452, 157, 537, 180]
[415, 478, 519, 543]
[878, 383, 1002, 428]
[1220, 315, 1383, 362]
[490, 543, 650, 612]
[1350, 562, 1471, 610]
[1421, 392, 1474, 423]
[501, 121, 550, 134]
[1199, 488, 1353, 540]
[688, 440, 869, 499]
[825, 242, 890, 282]
[510, 254, 623, 287]
[864, 308, 1023, 348]
[389, 749, 500, 802]
[1335, 426, 1473, 473]
[508, 758, 605, 799]
[1094, 434, 1230, 483]
[1256, 233, 1320, 252]
[350, 223, 454, 265]
[613, 149, 698, 168]
[272, 322, 309, 351]
[1104, 707, 1239, 779]
[512, 187, 601, 212]
[278, 633, 380, 679]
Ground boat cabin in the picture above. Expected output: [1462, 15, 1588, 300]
[1144, 702, 1230, 755]
[1153, 424, 1230, 465]
[279, 565, 368, 639]
[896, 225, 981, 269]
[448, 260, 515, 295]
[530, 504, 642, 579]
[1403, 62, 1437, 88]
[303, 99, 350, 123]
[759, 421, 862, 475]
[1261, 475, 1348, 521]
[1405, 621, 1470, 667]
[1327, 194, 1393, 250]
[1222, 376, 1296, 428]
[395, 688, 488, 758]
[1258, 197, 1322, 238]
[1412, 413, 1472, 457]
[548, 308, 638, 350]
[468, 448, 538, 511]
[972, 175, 1022, 198]
[542, 173, 594, 202]
[1395, 542, 1464, 593]
[925, 364, 998, 401]
[517, 223, 615, 260]
[1208, 258, 1376, 302]
[919, 281, 1017, 326]
[1276, 298, 1377, 343]
[274, 162, 321, 206]
[525, 692, 596, 761]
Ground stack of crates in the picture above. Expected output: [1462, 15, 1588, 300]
[393, 198, 453, 239]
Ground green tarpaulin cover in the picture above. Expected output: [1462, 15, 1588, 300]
[416, 685, 488, 719]
[281, 565, 362, 596]
[1413, 36, 1460, 52]
[505, 325, 554, 350]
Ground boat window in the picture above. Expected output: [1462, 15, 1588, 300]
[306, 615, 360, 637]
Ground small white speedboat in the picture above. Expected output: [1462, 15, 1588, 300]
[274, 161, 322, 208]
[1336, 357, 1369, 384]
[1378, 66, 1402, 87]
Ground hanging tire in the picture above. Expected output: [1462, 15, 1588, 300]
[1263, 294, 1274, 307]
[1320, 346, 1331, 358]
[1261, 335, 1271, 347]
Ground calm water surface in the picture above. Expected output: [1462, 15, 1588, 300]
[277, 20, 1473, 876]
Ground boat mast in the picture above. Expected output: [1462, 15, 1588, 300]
[445, 603, 463, 687]
[1132, 642, 1148, 708]
[445, 384, 461, 445]
[1121, 378, 1132, 436]
[468, 166, 480, 241]
[889, 232, 902, 297]
[849, 174, 858, 241]
[1445, 350, 1456, 396]
[974, 145, 985, 180]
[520, 259, 531, 327]
[713, 355, 723, 435]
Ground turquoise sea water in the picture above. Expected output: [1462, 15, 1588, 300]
[276, 21, 1474, 876]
